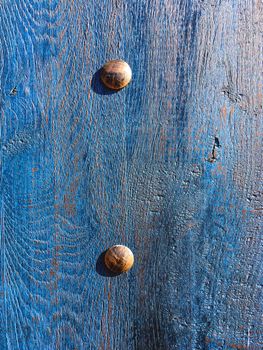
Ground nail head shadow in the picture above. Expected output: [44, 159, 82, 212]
[91, 69, 119, 95]
[96, 250, 122, 277]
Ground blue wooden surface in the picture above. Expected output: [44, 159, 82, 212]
[0, 1, 262, 349]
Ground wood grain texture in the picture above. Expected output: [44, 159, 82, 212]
[0, 0, 262, 349]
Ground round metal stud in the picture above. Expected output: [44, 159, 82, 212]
[100, 60, 132, 90]
[104, 245, 134, 273]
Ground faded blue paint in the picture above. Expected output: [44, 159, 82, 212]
[0, 1, 262, 349]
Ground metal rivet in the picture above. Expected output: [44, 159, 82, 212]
[100, 60, 132, 90]
[104, 245, 134, 273]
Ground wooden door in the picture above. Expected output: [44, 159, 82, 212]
[0, 1, 262, 349]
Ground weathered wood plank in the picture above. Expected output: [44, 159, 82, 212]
[0, 0, 262, 349]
